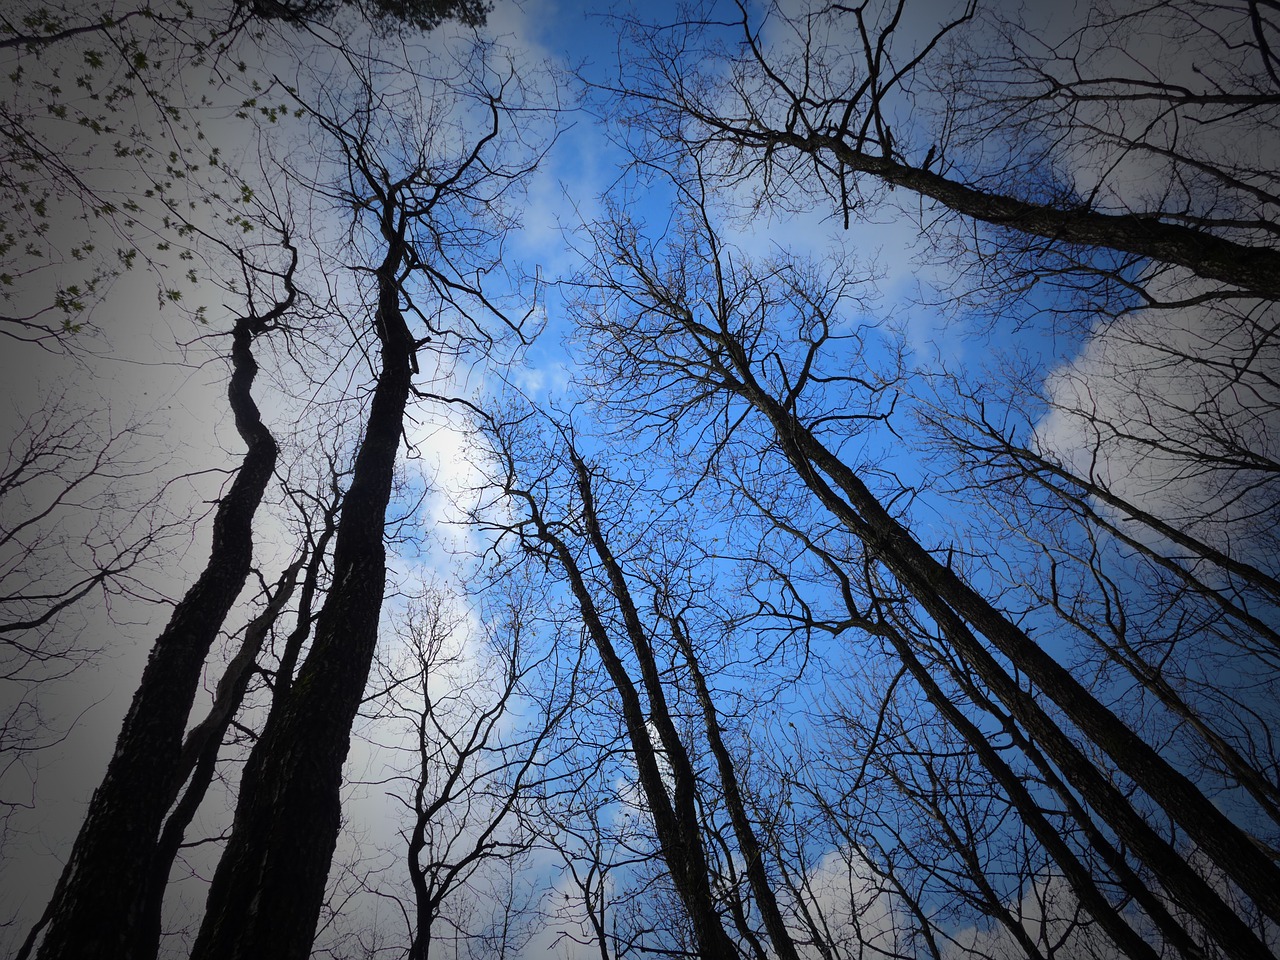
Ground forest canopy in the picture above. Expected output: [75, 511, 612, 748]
[1, 1, 1277, 959]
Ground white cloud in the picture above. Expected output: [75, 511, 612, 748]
[1033, 300, 1280, 562]
[943, 872, 1124, 960]
[788, 846, 911, 960]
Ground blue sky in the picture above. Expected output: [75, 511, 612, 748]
[4, 0, 1277, 957]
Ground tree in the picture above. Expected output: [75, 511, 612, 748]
[479, 402, 870, 960]
[7, 0, 538, 954]
[484, 414, 745, 960]
[359, 581, 568, 960]
[917, 361, 1280, 841]
[133, 451, 345, 960]
[603, 0, 1280, 304]
[10, 1, 1280, 957]
[187, 34, 549, 959]
[556, 160, 1280, 956]
[31, 223, 298, 960]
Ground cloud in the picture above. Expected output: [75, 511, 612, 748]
[943, 871, 1125, 960]
[788, 847, 910, 960]
[1033, 300, 1280, 562]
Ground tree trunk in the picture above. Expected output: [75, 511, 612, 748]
[31, 301, 283, 960]
[724, 353, 1280, 958]
[134, 557, 304, 960]
[504, 441, 741, 960]
[190, 236, 414, 960]
[710, 127, 1280, 299]
[665, 612, 804, 960]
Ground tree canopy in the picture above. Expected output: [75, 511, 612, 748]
[1, 1, 1277, 959]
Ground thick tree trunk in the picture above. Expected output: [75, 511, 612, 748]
[134, 558, 304, 960]
[190, 240, 414, 960]
[30, 306, 282, 960]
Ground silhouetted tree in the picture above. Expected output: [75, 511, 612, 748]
[189, 36, 548, 959]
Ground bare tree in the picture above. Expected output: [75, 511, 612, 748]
[918, 366, 1280, 839]
[601, 0, 1280, 305]
[474, 399, 859, 960]
[563, 164, 1280, 957]
[133, 447, 349, 960]
[0, 390, 185, 861]
[355, 580, 570, 960]
[30, 226, 298, 960]
[484, 413, 745, 960]
[188, 35, 550, 959]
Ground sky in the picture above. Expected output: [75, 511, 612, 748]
[2, 0, 1275, 957]
[0, 0, 1090, 940]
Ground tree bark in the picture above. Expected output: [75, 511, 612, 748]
[31, 294, 286, 960]
[134, 557, 304, 960]
[190, 233, 414, 960]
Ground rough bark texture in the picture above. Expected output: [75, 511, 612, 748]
[135, 558, 305, 960]
[189, 236, 413, 960]
[31, 307, 281, 960]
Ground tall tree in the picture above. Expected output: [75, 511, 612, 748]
[361, 582, 568, 960]
[30, 227, 297, 960]
[10, 1, 521, 954]
[488, 417, 744, 960]
[189, 37, 548, 959]
[562, 166, 1280, 957]
[604, 0, 1280, 303]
